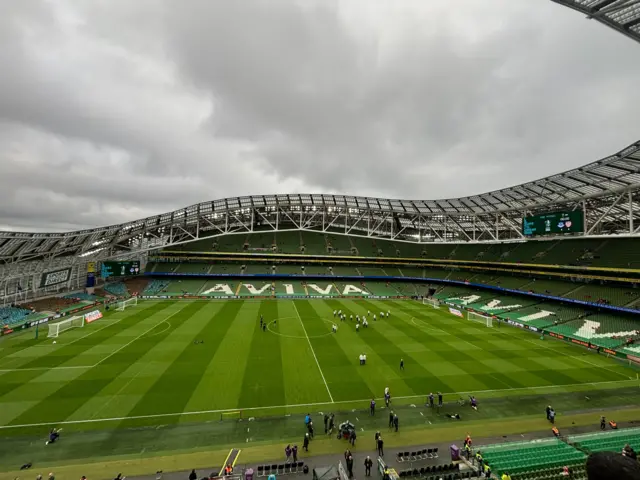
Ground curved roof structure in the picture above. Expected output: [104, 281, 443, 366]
[0, 140, 639, 269]
[552, 0, 640, 44]
[1, 2, 640, 273]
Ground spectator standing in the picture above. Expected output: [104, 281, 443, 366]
[346, 454, 354, 478]
[364, 456, 373, 477]
[189, 470, 197, 480]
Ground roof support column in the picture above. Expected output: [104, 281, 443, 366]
[630, 191, 634, 234]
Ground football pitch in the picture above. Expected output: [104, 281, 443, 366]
[0, 298, 638, 468]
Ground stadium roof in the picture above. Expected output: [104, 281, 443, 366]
[552, 0, 640, 44]
[0, 140, 639, 267]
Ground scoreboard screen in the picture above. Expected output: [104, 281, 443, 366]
[522, 211, 584, 237]
[101, 261, 141, 278]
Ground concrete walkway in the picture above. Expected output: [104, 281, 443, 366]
[126, 421, 640, 480]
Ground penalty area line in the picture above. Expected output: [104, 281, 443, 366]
[0, 378, 636, 431]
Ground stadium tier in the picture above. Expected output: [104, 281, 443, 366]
[546, 313, 640, 348]
[570, 428, 640, 454]
[103, 281, 128, 297]
[302, 265, 330, 275]
[481, 438, 587, 477]
[164, 232, 640, 270]
[0, 305, 31, 326]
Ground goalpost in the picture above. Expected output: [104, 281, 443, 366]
[116, 297, 138, 311]
[47, 316, 85, 338]
[423, 297, 441, 309]
[467, 311, 493, 327]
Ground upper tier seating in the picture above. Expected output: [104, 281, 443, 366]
[162, 233, 640, 271]
[104, 282, 128, 297]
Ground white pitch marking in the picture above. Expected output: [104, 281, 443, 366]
[292, 301, 334, 403]
[92, 309, 184, 368]
[0, 378, 636, 431]
[0, 365, 93, 373]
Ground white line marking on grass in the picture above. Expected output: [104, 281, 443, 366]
[92, 310, 184, 368]
[89, 360, 153, 420]
[292, 301, 334, 403]
[0, 365, 93, 373]
[64, 317, 127, 346]
[444, 311, 633, 381]
[145, 320, 172, 338]
[1, 378, 635, 431]
[413, 302, 633, 381]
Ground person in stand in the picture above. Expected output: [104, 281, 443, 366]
[303, 433, 310, 452]
[364, 456, 373, 477]
[328, 413, 335, 434]
[189, 470, 197, 480]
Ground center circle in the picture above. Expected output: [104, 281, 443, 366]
[266, 316, 336, 339]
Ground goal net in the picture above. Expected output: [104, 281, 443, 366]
[423, 297, 441, 309]
[468, 311, 493, 327]
[47, 316, 85, 338]
[116, 297, 138, 311]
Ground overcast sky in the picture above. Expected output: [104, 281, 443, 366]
[1, 0, 639, 232]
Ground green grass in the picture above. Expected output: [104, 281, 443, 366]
[0, 298, 638, 471]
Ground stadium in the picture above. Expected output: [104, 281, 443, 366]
[1, 1, 640, 480]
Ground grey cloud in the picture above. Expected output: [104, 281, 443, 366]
[0, 0, 639, 231]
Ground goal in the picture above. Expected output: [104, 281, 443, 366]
[423, 297, 441, 309]
[116, 297, 138, 311]
[47, 316, 85, 338]
[467, 311, 493, 327]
